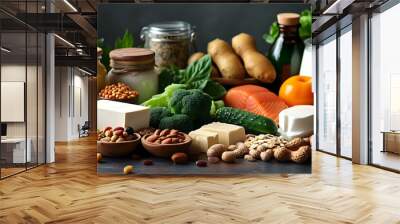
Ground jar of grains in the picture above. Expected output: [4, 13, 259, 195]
[106, 48, 158, 104]
[140, 21, 196, 69]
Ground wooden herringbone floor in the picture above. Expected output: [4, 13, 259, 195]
[0, 136, 400, 224]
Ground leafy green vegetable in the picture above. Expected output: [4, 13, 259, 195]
[203, 80, 226, 100]
[158, 66, 184, 92]
[299, 9, 312, 40]
[150, 107, 172, 128]
[183, 55, 212, 89]
[169, 89, 212, 120]
[159, 114, 194, 133]
[157, 55, 215, 93]
[114, 30, 134, 49]
[142, 84, 187, 108]
[157, 55, 226, 101]
[263, 9, 312, 45]
[263, 22, 279, 45]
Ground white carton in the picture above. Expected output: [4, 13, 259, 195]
[97, 100, 150, 130]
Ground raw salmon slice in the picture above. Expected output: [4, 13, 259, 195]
[224, 85, 287, 122]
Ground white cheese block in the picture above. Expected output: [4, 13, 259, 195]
[188, 130, 219, 155]
[200, 122, 246, 145]
[279, 105, 314, 139]
[97, 100, 150, 130]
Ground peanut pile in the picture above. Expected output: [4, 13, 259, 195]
[98, 82, 139, 101]
[244, 134, 311, 163]
[206, 134, 311, 164]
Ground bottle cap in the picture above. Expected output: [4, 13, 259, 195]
[277, 13, 300, 26]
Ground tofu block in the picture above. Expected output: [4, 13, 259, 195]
[97, 100, 150, 130]
[188, 130, 219, 154]
[200, 122, 246, 145]
[279, 105, 314, 139]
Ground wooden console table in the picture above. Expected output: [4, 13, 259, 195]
[381, 131, 400, 154]
[1, 138, 32, 164]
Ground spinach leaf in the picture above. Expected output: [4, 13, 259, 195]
[157, 55, 216, 94]
[184, 55, 212, 89]
[203, 80, 226, 100]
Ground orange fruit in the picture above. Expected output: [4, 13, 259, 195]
[279, 76, 313, 107]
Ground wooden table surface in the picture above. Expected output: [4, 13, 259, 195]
[0, 136, 399, 223]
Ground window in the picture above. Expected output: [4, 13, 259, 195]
[339, 26, 352, 158]
[317, 35, 337, 154]
[370, 3, 400, 171]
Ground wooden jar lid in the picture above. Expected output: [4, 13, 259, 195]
[109, 48, 155, 62]
[277, 13, 300, 26]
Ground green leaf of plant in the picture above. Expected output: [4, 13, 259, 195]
[263, 22, 279, 44]
[114, 30, 134, 49]
[299, 9, 312, 40]
[158, 66, 180, 92]
[203, 80, 226, 100]
[184, 55, 212, 89]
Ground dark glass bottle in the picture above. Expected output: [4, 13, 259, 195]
[267, 13, 305, 93]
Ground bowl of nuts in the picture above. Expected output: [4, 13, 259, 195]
[141, 129, 192, 158]
[97, 126, 141, 157]
[98, 82, 139, 104]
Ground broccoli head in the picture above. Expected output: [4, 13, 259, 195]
[169, 89, 212, 120]
[159, 114, 194, 133]
[149, 107, 172, 128]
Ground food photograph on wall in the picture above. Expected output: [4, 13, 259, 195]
[96, 3, 314, 175]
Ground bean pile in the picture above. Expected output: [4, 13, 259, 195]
[146, 129, 186, 144]
[98, 82, 139, 101]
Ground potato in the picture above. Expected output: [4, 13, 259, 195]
[207, 39, 245, 80]
[188, 52, 205, 64]
[232, 33, 276, 83]
[188, 52, 220, 78]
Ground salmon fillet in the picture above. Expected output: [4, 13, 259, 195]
[224, 85, 287, 122]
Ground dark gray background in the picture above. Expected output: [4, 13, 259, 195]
[98, 3, 308, 53]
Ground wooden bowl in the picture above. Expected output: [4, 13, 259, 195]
[211, 77, 261, 86]
[97, 133, 141, 157]
[141, 133, 192, 158]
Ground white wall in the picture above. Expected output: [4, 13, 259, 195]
[1, 64, 46, 164]
[54, 67, 89, 141]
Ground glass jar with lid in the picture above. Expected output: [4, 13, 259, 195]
[106, 48, 158, 104]
[141, 21, 195, 69]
